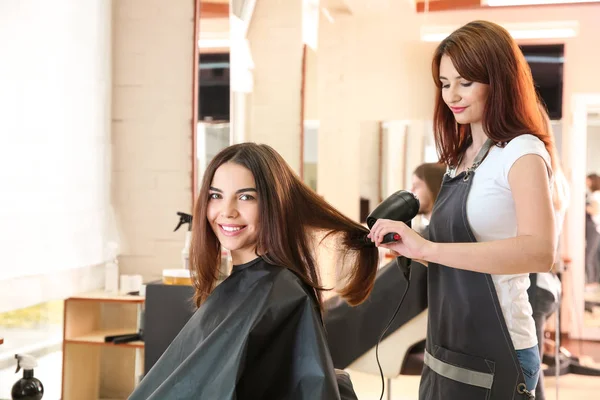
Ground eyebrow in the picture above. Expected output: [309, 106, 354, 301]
[209, 186, 257, 194]
[439, 75, 462, 81]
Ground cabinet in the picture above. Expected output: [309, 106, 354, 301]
[61, 292, 144, 400]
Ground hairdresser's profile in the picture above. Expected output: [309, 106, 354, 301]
[369, 21, 557, 399]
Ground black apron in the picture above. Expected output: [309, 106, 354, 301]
[419, 139, 535, 399]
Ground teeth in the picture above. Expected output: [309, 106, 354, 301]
[222, 226, 242, 232]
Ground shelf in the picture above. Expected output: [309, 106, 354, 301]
[65, 329, 144, 348]
[68, 291, 144, 304]
[62, 292, 145, 400]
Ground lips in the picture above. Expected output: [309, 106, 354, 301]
[450, 106, 467, 114]
[218, 224, 247, 237]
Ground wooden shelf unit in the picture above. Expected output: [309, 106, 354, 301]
[61, 291, 145, 400]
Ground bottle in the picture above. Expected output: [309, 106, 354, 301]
[174, 212, 193, 270]
[181, 230, 192, 270]
[11, 354, 44, 400]
[105, 241, 119, 293]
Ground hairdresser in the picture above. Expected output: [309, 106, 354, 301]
[368, 21, 558, 399]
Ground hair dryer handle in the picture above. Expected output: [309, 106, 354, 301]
[380, 220, 410, 244]
[382, 232, 400, 244]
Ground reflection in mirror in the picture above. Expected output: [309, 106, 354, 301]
[379, 121, 408, 205]
[357, 122, 381, 224]
[585, 108, 600, 329]
[378, 121, 438, 233]
[303, 120, 319, 191]
[196, 122, 230, 191]
[195, 52, 231, 198]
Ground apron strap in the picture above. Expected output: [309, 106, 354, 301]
[469, 138, 494, 172]
[449, 138, 494, 179]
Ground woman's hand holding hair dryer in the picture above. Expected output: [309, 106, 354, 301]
[367, 219, 430, 267]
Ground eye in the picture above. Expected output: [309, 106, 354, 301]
[209, 193, 221, 200]
[461, 82, 473, 87]
[239, 194, 255, 201]
[441, 83, 450, 89]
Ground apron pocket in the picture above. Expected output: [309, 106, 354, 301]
[422, 345, 495, 399]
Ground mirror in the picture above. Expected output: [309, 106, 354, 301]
[584, 106, 600, 331]
[569, 94, 600, 341]
[194, 50, 231, 199]
[302, 120, 319, 191]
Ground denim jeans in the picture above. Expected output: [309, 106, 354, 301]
[531, 287, 558, 400]
[516, 345, 541, 392]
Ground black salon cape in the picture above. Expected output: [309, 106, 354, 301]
[129, 257, 357, 400]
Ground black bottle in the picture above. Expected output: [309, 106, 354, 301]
[11, 354, 44, 400]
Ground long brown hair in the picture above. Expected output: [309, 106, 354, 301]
[431, 20, 555, 169]
[190, 143, 379, 309]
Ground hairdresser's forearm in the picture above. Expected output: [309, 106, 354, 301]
[423, 236, 554, 275]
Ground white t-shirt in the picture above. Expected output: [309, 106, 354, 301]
[465, 134, 553, 350]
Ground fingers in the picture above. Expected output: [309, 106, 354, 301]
[368, 219, 406, 246]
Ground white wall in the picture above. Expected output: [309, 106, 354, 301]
[0, 0, 112, 312]
[246, 0, 304, 172]
[111, 0, 194, 280]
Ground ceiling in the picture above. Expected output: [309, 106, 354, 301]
[415, 0, 600, 13]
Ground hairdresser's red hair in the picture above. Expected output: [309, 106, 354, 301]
[431, 20, 556, 169]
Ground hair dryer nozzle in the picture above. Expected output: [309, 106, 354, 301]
[367, 190, 420, 228]
[365, 190, 419, 244]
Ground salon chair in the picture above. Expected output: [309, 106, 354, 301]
[144, 281, 195, 374]
[324, 258, 428, 399]
[347, 309, 427, 377]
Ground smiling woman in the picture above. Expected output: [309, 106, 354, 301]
[130, 142, 380, 400]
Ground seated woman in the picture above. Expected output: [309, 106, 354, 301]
[129, 143, 380, 400]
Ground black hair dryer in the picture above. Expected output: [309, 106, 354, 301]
[366, 190, 420, 281]
[366, 190, 420, 243]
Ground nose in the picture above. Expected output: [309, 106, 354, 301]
[446, 85, 461, 104]
[219, 198, 238, 219]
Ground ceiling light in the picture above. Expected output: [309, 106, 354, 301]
[485, 0, 598, 6]
[421, 21, 578, 42]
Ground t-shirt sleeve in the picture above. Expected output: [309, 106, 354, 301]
[501, 134, 553, 186]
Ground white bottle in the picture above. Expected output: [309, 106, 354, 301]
[181, 231, 192, 270]
[105, 241, 120, 293]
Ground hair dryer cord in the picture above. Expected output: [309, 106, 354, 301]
[375, 262, 411, 400]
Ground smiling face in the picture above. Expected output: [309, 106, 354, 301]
[439, 54, 490, 126]
[206, 162, 260, 265]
